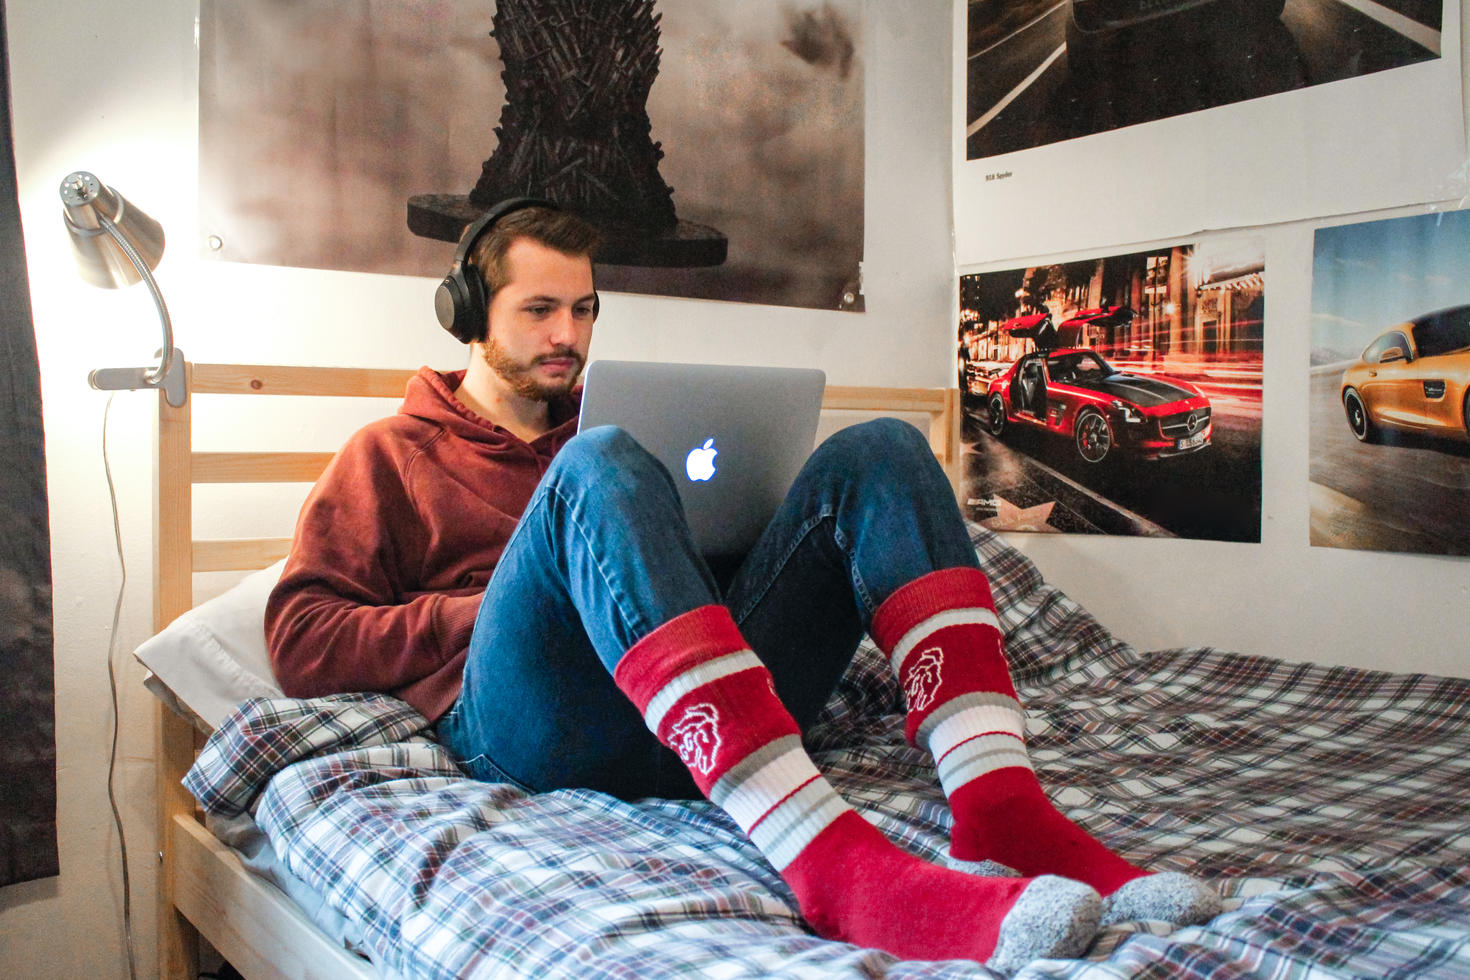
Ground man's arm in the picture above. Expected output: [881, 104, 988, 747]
[265, 433, 481, 700]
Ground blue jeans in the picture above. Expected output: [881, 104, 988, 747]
[436, 418, 979, 800]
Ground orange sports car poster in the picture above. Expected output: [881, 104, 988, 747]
[1310, 208, 1470, 556]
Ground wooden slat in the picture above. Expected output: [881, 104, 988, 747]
[156, 366, 194, 629]
[939, 388, 961, 495]
[192, 451, 336, 484]
[155, 366, 200, 980]
[190, 363, 415, 398]
[192, 538, 293, 573]
[157, 710, 201, 980]
[821, 384, 947, 414]
[170, 816, 374, 980]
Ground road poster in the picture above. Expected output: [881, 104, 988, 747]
[953, 0, 1464, 264]
[1310, 208, 1470, 556]
[958, 236, 1264, 542]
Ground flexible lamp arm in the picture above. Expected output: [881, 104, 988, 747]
[91, 209, 177, 384]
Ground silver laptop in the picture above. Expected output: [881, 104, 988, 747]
[577, 360, 827, 557]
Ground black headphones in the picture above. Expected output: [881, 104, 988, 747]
[434, 196, 559, 344]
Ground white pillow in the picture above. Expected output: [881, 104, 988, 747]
[135, 560, 287, 730]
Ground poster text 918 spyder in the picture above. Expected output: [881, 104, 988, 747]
[984, 348, 1211, 464]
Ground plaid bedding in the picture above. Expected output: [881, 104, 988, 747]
[186, 525, 1470, 978]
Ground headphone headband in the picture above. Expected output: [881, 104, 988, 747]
[435, 196, 559, 344]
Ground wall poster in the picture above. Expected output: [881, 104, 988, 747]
[1310, 208, 1470, 556]
[953, 0, 1465, 264]
[958, 236, 1263, 542]
[200, 0, 865, 312]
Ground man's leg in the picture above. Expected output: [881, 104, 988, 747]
[443, 424, 1101, 970]
[718, 417, 1001, 839]
[870, 567, 1220, 925]
[437, 424, 716, 799]
[724, 417, 982, 725]
[728, 418, 1218, 928]
[616, 606, 1100, 972]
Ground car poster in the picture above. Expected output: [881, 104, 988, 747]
[1310, 208, 1470, 556]
[953, 0, 1465, 264]
[957, 236, 1263, 542]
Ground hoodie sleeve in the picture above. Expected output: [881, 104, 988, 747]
[265, 426, 481, 704]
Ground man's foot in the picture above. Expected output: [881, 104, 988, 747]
[869, 569, 1220, 930]
[785, 811, 1102, 972]
[615, 605, 1103, 970]
[948, 768, 1220, 927]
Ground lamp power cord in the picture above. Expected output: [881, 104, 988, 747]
[101, 392, 140, 980]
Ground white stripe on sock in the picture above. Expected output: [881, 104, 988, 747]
[749, 778, 849, 871]
[936, 733, 1033, 797]
[888, 607, 1000, 677]
[642, 649, 763, 733]
[927, 701, 1026, 763]
[712, 742, 819, 832]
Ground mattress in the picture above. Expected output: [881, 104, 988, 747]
[182, 525, 1470, 978]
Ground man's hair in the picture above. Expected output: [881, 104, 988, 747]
[468, 205, 603, 296]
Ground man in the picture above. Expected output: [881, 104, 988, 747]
[268, 203, 1218, 973]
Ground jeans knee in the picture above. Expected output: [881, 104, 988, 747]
[551, 425, 641, 474]
[546, 425, 674, 501]
[811, 417, 951, 499]
[820, 417, 931, 468]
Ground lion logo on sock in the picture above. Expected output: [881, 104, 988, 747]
[905, 646, 944, 712]
[669, 703, 722, 775]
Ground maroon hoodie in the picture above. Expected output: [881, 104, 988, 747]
[266, 367, 579, 721]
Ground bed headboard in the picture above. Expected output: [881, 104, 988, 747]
[151, 360, 958, 978]
[154, 363, 961, 628]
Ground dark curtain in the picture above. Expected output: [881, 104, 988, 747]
[0, 0, 60, 887]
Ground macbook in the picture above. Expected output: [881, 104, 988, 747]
[577, 360, 827, 557]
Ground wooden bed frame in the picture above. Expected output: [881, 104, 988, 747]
[151, 361, 961, 980]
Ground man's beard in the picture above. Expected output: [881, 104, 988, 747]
[480, 337, 584, 402]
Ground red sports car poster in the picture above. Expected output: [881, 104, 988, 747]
[957, 238, 1263, 542]
[1310, 209, 1470, 556]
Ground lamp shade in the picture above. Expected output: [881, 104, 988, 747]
[59, 171, 165, 289]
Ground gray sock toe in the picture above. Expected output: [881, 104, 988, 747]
[945, 852, 1021, 878]
[986, 875, 1101, 976]
[1100, 872, 1222, 927]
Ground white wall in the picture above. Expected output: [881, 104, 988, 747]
[0, 1, 955, 977]
[2, 0, 1468, 977]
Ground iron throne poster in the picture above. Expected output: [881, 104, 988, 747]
[199, 0, 865, 312]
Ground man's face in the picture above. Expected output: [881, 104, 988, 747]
[480, 238, 596, 402]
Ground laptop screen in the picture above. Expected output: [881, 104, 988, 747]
[577, 360, 826, 556]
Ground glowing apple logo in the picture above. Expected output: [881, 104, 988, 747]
[685, 438, 718, 482]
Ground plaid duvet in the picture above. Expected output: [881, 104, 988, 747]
[186, 525, 1470, 978]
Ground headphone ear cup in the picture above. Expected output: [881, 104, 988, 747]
[434, 276, 461, 335]
[456, 269, 488, 343]
[435, 267, 489, 344]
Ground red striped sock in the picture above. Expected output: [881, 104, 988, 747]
[615, 604, 1100, 967]
[872, 568, 1149, 897]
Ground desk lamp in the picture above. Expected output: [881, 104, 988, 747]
[59, 171, 185, 406]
